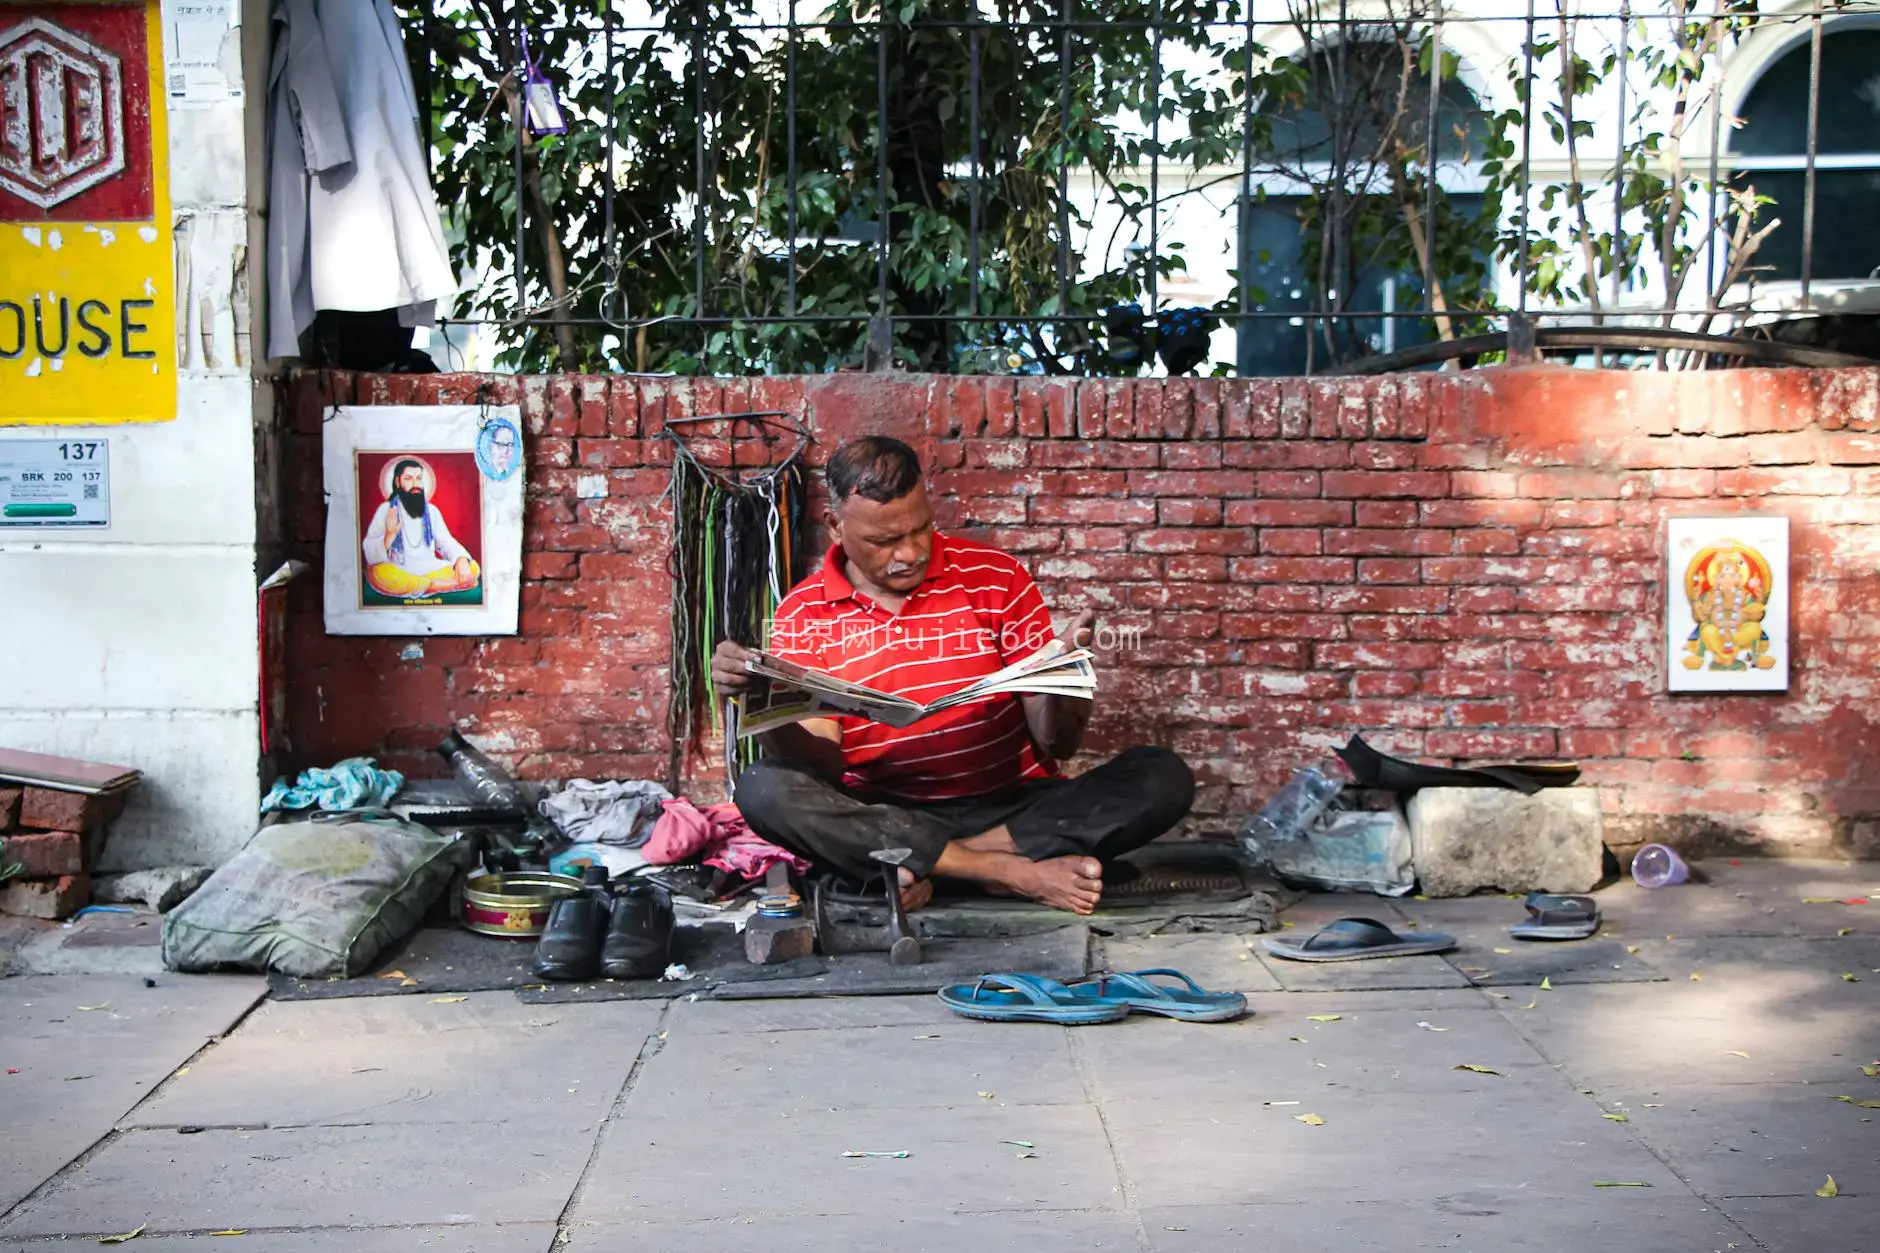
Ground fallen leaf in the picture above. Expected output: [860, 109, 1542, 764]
[1486, 992, 1512, 1000]
[64, 1075, 91, 1082]
[842, 1150, 909, 1159]
[77, 1003, 111, 1012]
[1294, 1113, 1326, 1126]
[1690, 973, 1704, 982]
[1279, 920, 1296, 929]
[977, 1091, 996, 1100]
[1816, 1175, 1839, 1198]
[377, 970, 409, 981]
[1540, 977, 1553, 991]
[1001, 1140, 1034, 1148]
[1842, 973, 1861, 983]
[99, 1223, 147, 1244]
[175, 1067, 188, 1077]
[1643, 1103, 1665, 1108]
[1856, 1100, 1880, 1110]
[1264, 1100, 1300, 1106]
[430, 996, 468, 1004]
[210, 1231, 247, 1237]
[399, 979, 418, 988]
[1288, 1036, 1307, 1043]
[1454, 1064, 1502, 1076]
[1626, 945, 1640, 955]
[1838, 928, 1855, 937]
[1593, 1181, 1652, 1188]
[1306, 1014, 1342, 1023]
[1802, 897, 1839, 904]
[1725, 1050, 1749, 1059]
[1016, 1151, 1037, 1159]
[1416, 1021, 1451, 1032]
[1164, 1226, 1187, 1232]
[1861, 1065, 1879, 1078]
[1603, 1113, 1630, 1122]
[1519, 997, 1539, 1011]
[1493, 947, 1513, 955]
[1238, 951, 1249, 961]
[913, 1034, 941, 1040]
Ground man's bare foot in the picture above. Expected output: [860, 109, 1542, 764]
[896, 867, 934, 912]
[1002, 854, 1103, 915]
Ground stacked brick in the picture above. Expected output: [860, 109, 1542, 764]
[280, 366, 1880, 858]
[0, 786, 126, 920]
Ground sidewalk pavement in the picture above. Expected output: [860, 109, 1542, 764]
[1, 858, 1875, 1251]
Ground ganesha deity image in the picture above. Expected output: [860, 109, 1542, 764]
[1681, 541, 1778, 671]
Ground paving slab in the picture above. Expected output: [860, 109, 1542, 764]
[562, 1210, 1141, 1252]
[0, 974, 263, 1215]
[624, 1020, 1083, 1118]
[1139, 1196, 1746, 1253]
[1254, 948, 1471, 991]
[1103, 1087, 1687, 1209]
[1446, 939, 1666, 987]
[0, 1224, 557, 1253]
[1096, 934, 1282, 993]
[1612, 1084, 1880, 1200]
[667, 992, 958, 1034]
[1077, 1005, 1558, 1103]
[134, 990, 664, 1128]
[571, 1102, 1120, 1223]
[1716, 1193, 1880, 1253]
[0, 1122, 591, 1239]
[1237, 987, 1492, 1016]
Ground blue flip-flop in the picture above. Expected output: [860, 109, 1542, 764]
[937, 973, 1131, 1025]
[1065, 968, 1249, 1023]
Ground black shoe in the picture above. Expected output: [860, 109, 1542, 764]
[533, 894, 608, 982]
[601, 883, 675, 980]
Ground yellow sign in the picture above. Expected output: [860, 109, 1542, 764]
[0, 2, 175, 425]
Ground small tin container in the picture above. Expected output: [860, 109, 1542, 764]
[461, 870, 586, 938]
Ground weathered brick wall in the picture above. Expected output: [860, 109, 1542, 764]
[281, 367, 1880, 855]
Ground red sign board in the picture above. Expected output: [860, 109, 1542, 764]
[0, 3, 154, 222]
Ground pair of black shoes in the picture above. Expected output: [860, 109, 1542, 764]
[533, 875, 675, 982]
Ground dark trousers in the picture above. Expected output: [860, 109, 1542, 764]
[732, 746, 1196, 881]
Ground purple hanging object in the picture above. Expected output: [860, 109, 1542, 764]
[520, 28, 568, 136]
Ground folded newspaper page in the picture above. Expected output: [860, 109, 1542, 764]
[731, 640, 1096, 738]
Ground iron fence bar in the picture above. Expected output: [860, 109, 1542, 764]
[603, 2, 618, 327]
[513, 10, 527, 333]
[1149, 0, 1162, 316]
[1800, 10, 1821, 302]
[969, 7, 982, 319]
[1610, 0, 1627, 314]
[1517, 0, 1535, 313]
[876, 6, 891, 315]
[786, 0, 798, 316]
[1057, 0, 1072, 309]
[1423, 7, 1443, 311]
[694, 0, 708, 317]
[1704, 5, 1722, 312]
[1239, 0, 1255, 337]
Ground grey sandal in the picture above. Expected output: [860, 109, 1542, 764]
[1510, 892, 1601, 941]
[1261, 917, 1458, 963]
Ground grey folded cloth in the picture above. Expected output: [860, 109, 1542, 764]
[538, 779, 673, 847]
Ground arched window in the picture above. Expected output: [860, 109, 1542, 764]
[1730, 25, 1880, 284]
[1238, 37, 1492, 374]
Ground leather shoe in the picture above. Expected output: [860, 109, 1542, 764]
[533, 894, 608, 982]
[601, 882, 675, 980]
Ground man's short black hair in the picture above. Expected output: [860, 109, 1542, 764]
[826, 436, 922, 504]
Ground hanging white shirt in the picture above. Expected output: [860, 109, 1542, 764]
[265, 0, 456, 360]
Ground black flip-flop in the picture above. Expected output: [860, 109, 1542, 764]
[1261, 917, 1457, 963]
[1509, 892, 1601, 941]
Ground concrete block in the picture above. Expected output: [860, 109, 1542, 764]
[19, 787, 125, 834]
[1406, 787, 1603, 897]
[0, 831, 83, 878]
[0, 874, 91, 920]
[94, 865, 213, 913]
[0, 786, 18, 829]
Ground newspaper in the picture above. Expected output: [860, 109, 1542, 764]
[730, 640, 1096, 738]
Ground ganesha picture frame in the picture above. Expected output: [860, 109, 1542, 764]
[1664, 516, 1789, 693]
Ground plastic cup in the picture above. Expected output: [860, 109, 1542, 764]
[1631, 843, 1690, 889]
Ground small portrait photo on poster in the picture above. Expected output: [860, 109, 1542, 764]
[355, 451, 485, 608]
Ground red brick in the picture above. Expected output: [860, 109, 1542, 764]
[1132, 528, 1255, 555]
[0, 873, 90, 920]
[1133, 381, 1167, 439]
[1045, 379, 1076, 438]
[1323, 586, 1449, 613]
[1193, 379, 1223, 439]
[985, 526, 1064, 553]
[524, 552, 578, 580]
[1453, 529, 1519, 555]
[1223, 441, 1351, 470]
[1055, 527, 1129, 552]
[1222, 613, 1349, 640]
[1278, 378, 1311, 437]
[1257, 471, 1321, 498]
[1227, 556, 1356, 583]
[1031, 442, 1161, 469]
[0, 786, 17, 829]
[1420, 443, 1491, 470]
[1157, 498, 1223, 526]
[1259, 529, 1323, 555]
[1164, 555, 1230, 581]
[19, 788, 123, 834]
[1715, 467, 1854, 496]
[1397, 375, 1432, 438]
[1355, 558, 1423, 585]
[984, 380, 1018, 437]
[1224, 500, 1351, 527]
[1307, 380, 1342, 438]
[1127, 470, 1257, 497]
[1615, 438, 1748, 470]
[1350, 442, 1420, 470]
[1424, 730, 1559, 760]
[1034, 555, 1161, 581]
[1420, 500, 1545, 528]
[0, 830, 83, 877]
[1743, 433, 1818, 465]
[576, 377, 609, 437]
[1544, 501, 1620, 528]
[1323, 470, 1450, 499]
[1161, 444, 1223, 470]
[1031, 497, 1154, 526]
[1016, 381, 1048, 438]
[1315, 642, 1443, 670]
[1355, 501, 1417, 527]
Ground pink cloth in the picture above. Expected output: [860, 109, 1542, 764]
[643, 797, 809, 882]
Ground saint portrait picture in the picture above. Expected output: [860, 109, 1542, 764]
[355, 451, 484, 607]
[323, 405, 524, 636]
[1664, 516, 1789, 693]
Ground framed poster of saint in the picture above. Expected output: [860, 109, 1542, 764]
[323, 405, 524, 635]
[1664, 516, 1789, 693]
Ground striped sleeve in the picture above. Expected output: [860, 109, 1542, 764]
[766, 591, 826, 669]
[996, 562, 1055, 663]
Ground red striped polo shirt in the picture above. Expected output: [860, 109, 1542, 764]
[767, 531, 1060, 802]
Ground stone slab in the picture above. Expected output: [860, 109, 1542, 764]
[1446, 939, 1667, 987]
[563, 1211, 1141, 1252]
[571, 1102, 1120, 1224]
[1407, 787, 1604, 897]
[1139, 1196, 1745, 1253]
[666, 993, 959, 1035]
[620, 1019, 1084, 1119]
[0, 974, 265, 1214]
[0, 1226, 558, 1253]
[1717, 1194, 1880, 1253]
[134, 991, 665, 1129]
[1255, 947, 1471, 992]
[0, 1122, 591, 1238]
[1615, 1084, 1880, 1200]
[1097, 934, 1283, 993]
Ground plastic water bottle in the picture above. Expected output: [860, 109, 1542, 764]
[1238, 764, 1345, 866]
[1631, 843, 1690, 888]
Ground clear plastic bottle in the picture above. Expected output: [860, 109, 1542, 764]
[1238, 763, 1345, 867]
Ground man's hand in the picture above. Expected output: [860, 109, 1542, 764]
[382, 506, 402, 544]
[453, 556, 474, 586]
[1064, 608, 1097, 652]
[710, 639, 758, 696]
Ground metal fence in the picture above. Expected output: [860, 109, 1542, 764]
[405, 1, 1880, 375]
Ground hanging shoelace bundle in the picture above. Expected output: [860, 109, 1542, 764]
[662, 412, 813, 787]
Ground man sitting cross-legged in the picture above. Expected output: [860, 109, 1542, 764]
[712, 435, 1194, 916]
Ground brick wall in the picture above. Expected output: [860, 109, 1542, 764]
[281, 366, 1880, 855]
